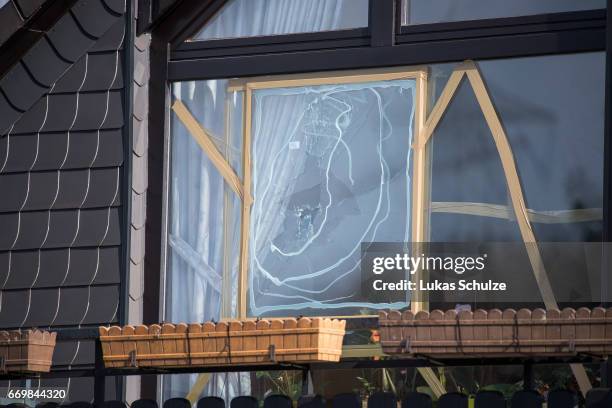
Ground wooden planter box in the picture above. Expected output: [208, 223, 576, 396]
[99, 318, 346, 368]
[379, 308, 612, 358]
[0, 330, 56, 373]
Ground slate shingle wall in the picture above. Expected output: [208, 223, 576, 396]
[0, 0, 128, 401]
[0, 0, 48, 46]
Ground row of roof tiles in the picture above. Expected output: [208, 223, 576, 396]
[0, 207, 121, 251]
[0, 284, 119, 328]
[0, 246, 120, 289]
[0, 0, 125, 134]
[49, 51, 125, 94]
[0, 1, 47, 46]
[0, 130, 123, 172]
[5, 90, 124, 135]
[0, 167, 121, 212]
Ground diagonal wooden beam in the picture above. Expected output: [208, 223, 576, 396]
[185, 372, 212, 404]
[172, 99, 246, 202]
[464, 61, 557, 309]
[418, 367, 447, 398]
[463, 60, 591, 396]
[420, 59, 592, 397]
[422, 64, 468, 144]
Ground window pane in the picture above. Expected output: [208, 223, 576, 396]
[429, 79, 523, 242]
[166, 110, 243, 323]
[193, 0, 369, 41]
[427, 53, 605, 309]
[165, 90, 246, 401]
[167, 80, 244, 319]
[248, 79, 416, 317]
[429, 53, 604, 243]
[402, 0, 605, 25]
[165, 53, 605, 326]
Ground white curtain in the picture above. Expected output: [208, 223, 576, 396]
[195, 0, 367, 40]
[166, 80, 246, 401]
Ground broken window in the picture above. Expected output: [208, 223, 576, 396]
[247, 79, 417, 316]
[166, 53, 605, 321]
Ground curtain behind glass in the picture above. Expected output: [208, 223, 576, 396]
[165, 81, 246, 401]
[194, 0, 368, 41]
[249, 81, 416, 317]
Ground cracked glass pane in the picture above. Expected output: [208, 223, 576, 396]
[248, 79, 416, 316]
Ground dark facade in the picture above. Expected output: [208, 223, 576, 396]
[0, 0, 129, 400]
[0, 0, 610, 404]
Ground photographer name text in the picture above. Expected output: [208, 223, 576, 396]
[372, 279, 507, 292]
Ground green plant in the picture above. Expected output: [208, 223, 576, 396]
[255, 370, 302, 401]
[478, 382, 522, 399]
[355, 375, 376, 398]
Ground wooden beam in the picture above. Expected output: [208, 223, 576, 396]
[430, 202, 602, 224]
[172, 100, 245, 202]
[418, 367, 447, 398]
[466, 60, 592, 395]
[411, 70, 431, 313]
[185, 373, 212, 404]
[464, 61, 557, 310]
[422, 59, 593, 397]
[422, 65, 468, 144]
[417, 61, 592, 395]
[411, 69, 447, 398]
[227, 66, 429, 91]
[238, 88, 253, 318]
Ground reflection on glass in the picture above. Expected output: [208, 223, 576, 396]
[249, 80, 416, 316]
[429, 53, 604, 243]
[426, 53, 604, 311]
[402, 0, 605, 25]
[194, 0, 369, 41]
